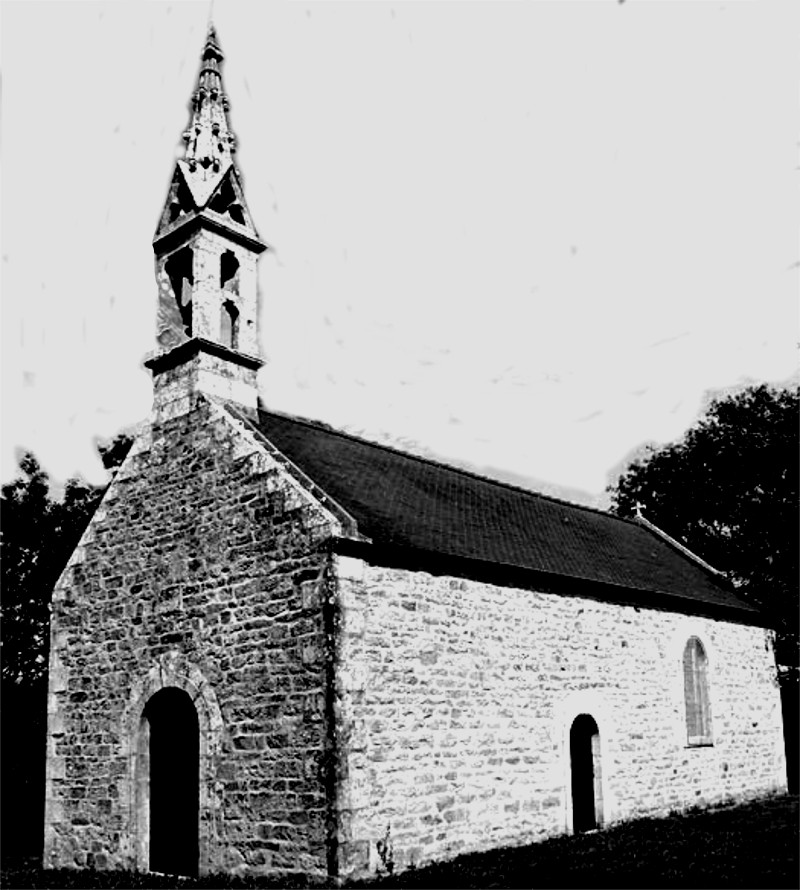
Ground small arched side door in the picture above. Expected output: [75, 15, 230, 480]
[570, 713, 603, 832]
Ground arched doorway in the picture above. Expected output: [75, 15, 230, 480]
[570, 713, 603, 832]
[143, 688, 199, 876]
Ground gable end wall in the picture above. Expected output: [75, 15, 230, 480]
[44, 395, 342, 878]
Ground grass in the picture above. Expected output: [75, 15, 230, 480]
[355, 793, 799, 889]
[2, 794, 797, 889]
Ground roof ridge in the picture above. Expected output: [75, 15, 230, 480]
[257, 404, 639, 527]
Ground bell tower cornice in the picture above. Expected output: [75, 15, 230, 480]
[152, 209, 267, 257]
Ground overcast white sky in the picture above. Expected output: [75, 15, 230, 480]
[3, 0, 798, 506]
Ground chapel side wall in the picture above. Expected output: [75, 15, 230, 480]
[44, 396, 337, 877]
[334, 557, 786, 880]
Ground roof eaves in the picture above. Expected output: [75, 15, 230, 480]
[328, 537, 767, 627]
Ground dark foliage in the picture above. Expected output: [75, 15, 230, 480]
[781, 671, 799, 794]
[1, 794, 797, 889]
[1, 434, 133, 687]
[98, 433, 137, 474]
[0, 434, 133, 866]
[607, 384, 799, 665]
[1, 453, 55, 688]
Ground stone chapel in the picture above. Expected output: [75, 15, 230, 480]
[43, 26, 787, 881]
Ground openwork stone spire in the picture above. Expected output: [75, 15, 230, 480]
[180, 25, 237, 205]
[148, 23, 266, 418]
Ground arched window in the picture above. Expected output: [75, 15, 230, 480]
[683, 637, 712, 746]
[220, 249, 239, 295]
[165, 247, 194, 336]
[220, 300, 239, 350]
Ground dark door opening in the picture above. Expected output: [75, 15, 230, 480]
[144, 688, 199, 877]
[570, 713, 603, 832]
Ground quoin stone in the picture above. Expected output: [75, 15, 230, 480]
[43, 24, 787, 882]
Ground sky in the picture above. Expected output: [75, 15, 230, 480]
[2, 0, 798, 507]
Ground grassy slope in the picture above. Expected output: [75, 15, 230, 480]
[358, 793, 799, 889]
[2, 794, 797, 889]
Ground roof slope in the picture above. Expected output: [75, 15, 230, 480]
[248, 407, 756, 616]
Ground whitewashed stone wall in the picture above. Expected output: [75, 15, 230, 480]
[333, 556, 787, 880]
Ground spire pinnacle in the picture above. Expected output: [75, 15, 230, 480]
[180, 24, 236, 200]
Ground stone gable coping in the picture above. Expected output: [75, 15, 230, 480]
[223, 402, 365, 543]
[51, 425, 150, 601]
[633, 510, 727, 578]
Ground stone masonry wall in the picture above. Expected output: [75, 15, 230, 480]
[44, 394, 341, 877]
[334, 556, 787, 880]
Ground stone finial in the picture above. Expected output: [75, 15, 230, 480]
[204, 24, 223, 62]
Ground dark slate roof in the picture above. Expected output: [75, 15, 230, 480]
[240, 406, 758, 619]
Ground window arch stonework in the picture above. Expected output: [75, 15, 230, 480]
[666, 623, 718, 750]
[683, 636, 713, 746]
[119, 653, 224, 874]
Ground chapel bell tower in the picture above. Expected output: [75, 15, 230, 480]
[145, 26, 266, 416]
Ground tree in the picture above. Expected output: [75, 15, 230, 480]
[608, 383, 799, 665]
[1, 454, 55, 688]
[1, 433, 133, 687]
[0, 433, 132, 866]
